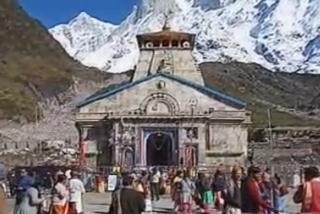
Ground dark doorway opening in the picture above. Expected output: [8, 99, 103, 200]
[146, 132, 172, 166]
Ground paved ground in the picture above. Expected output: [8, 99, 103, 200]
[6, 193, 173, 214]
[6, 192, 300, 214]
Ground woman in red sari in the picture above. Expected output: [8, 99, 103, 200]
[50, 174, 69, 214]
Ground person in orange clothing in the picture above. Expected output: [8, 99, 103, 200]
[95, 173, 105, 193]
[241, 166, 278, 214]
[293, 166, 320, 213]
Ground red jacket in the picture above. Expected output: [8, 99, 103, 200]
[246, 179, 273, 212]
[302, 181, 320, 213]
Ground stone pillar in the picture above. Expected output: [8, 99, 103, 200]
[178, 124, 184, 164]
[75, 122, 89, 167]
[197, 123, 206, 165]
[135, 126, 142, 166]
[114, 122, 120, 165]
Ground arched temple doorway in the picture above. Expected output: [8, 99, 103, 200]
[146, 132, 173, 166]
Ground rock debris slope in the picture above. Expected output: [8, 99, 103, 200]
[201, 62, 320, 127]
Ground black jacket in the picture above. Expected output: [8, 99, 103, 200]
[109, 187, 145, 214]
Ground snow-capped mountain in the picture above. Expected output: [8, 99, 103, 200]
[50, 0, 320, 73]
[50, 12, 117, 61]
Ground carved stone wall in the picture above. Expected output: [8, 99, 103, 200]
[79, 77, 243, 117]
[206, 123, 248, 165]
[133, 49, 204, 85]
[81, 123, 114, 167]
[112, 122, 139, 166]
[177, 122, 206, 165]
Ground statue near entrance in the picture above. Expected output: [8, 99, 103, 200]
[119, 127, 135, 167]
[121, 146, 135, 167]
[183, 143, 197, 167]
[182, 126, 198, 167]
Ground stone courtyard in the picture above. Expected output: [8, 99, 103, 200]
[6, 191, 300, 214]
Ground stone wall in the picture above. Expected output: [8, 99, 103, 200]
[79, 120, 248, 167]
[133, 49, 204, 85]
[79, 76, 241, 116]
[81, 122, 114, 167]
[200, 123, 247, 165]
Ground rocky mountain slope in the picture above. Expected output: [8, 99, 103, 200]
[0, 0, 132, 147]
[0, 0, 112, 122]
[201, 62, 320, 127]
[50, 0, 319, 73]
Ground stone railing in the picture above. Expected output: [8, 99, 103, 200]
[75, 110, 248, 121]
[208, 110, 247, 119]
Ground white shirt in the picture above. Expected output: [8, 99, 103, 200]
[151, 171, 161, 183]
[69, 178, 85, 213]
[293, 173, 301, 188]
[69, 178, 85, 202]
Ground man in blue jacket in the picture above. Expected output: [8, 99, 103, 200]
[15, 169, 35, 205]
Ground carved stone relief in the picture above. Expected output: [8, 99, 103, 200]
[156, 80, 166, 89]
[157, 50, 172, 73]
[210, 125, 232, 150]
[140, 93, 180, 115]
[109, 122, 137, 165]
[147, 101, 170, 114]
[116, 124, 135, 145]
[121, 145, 135, 167]
[182, 127, 198, 143]
[122, 127, 136, 144]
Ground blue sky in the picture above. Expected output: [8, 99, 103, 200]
[18, 0, 139, 28]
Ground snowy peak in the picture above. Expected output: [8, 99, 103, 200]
[50, 0, 319, 73]
[70, 12, 92, 22]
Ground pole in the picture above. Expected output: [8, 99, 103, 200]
[119, 117, 124, 167]
[65, 140, 68, 165]
[35, 105, 38, 138]
[35, 106, 39, 162]
[185, 103, 195, 168]
[190, 106, 194, 168]
[267, 109, 275, 207]
[267, 109, 273, 171]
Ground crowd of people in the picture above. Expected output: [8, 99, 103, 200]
[107, 165, 320, 214]
[0, 169, 85, 214]
[0, 164, 319, 214]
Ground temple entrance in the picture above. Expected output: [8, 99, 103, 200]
[146, 132, 173, 166]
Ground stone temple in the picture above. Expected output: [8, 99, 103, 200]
[75, 25, 251, 168]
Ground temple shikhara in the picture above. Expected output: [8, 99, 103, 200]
[75, 23, 251, 168]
